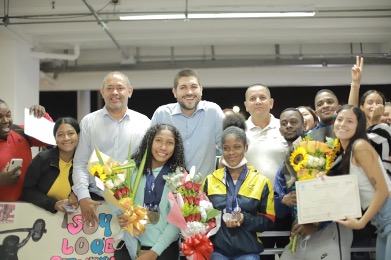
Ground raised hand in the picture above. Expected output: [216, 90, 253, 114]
[351, 56, 364, 87]
[29, 105, 46, 118]
[369, 104, 384, 125]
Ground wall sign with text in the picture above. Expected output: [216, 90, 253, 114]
[0, 202, 120, 260]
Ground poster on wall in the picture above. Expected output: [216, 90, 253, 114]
[0, 202, 120, 260]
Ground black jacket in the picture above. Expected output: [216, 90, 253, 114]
[20, 147, 73, 213]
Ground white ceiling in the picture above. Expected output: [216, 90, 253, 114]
[1, 0, 391, 72]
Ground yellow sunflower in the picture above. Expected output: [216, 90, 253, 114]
[290, 146, 308, 172]
[99, 173, 107, 181]
[333, 138, 341, 153]
[299, 174, 314, 181]
[90, 164, 104, 178]
[325, 154, 335, 173]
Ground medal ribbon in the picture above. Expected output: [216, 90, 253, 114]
[143, 161, 171, 210]
[225, 166, 248, 213]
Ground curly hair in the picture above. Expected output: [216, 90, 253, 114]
[132, 124, 186, 174]
[223, 111, 247, 131]
[222, 112, 247, 147]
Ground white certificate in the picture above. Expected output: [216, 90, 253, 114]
[296, 174, 362, 224]
[24, 108, 56, 145]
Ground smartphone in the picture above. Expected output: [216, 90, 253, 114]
[62, 204, 77, 213]
[7, 158, 23, 172]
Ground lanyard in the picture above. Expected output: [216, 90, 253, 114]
[225, 166, 248, 213]
[143, 163, 170, 210]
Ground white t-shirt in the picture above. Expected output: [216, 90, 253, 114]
[350, 155, 391, 210]
[245, 114, 288, 185]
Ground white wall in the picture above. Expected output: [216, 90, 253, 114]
[0, 29, 40, 124]
[40, 65, 391, 92]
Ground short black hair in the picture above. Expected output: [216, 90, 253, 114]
[280, 107, 304, 125]
[173, 68, 201, 88]
[53, 117, 80, 137]
[314, 89, 339, 107]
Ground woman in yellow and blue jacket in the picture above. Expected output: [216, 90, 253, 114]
[202, 113, 275, 259]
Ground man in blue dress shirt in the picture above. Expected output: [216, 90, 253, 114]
[151, 68, 224, 180]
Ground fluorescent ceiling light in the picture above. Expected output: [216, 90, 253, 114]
[120, 14, 186, 21]
[189, 12, 315, 19]
[119, 12, 315, 21]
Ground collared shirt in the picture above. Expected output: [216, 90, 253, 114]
[151, 100, 224, 179]
[72, 107, 150, 200]
[311, 120, 330, 131]
[245, 114, 288, 185]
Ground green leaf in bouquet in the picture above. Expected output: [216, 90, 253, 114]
[206, 208, 220, 221]
[126, 142, 132, 189]
[132, 146, 148, 201]
[181, 202, 193, 217]
[192, 205, 199, 215]
[110, 161, 137, 172]
[95, 148, 105, 166]
[325, 136, 334, 148]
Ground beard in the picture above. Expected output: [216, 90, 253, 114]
[178, 97, 200, 111]
[284, 134, 300, 143]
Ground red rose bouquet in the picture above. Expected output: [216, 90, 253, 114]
[165, 166, 220, 260]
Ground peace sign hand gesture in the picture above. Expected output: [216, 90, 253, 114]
[351, 56, 364, 87]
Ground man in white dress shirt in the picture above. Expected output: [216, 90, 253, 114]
[244, 84, 289, 260]
[72, 72, 150, 226]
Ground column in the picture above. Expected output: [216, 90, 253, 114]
[77, 90, 91, 121]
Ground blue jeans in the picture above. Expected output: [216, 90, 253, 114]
[211, 251, 260, 260]
[372, 196, 391, 260]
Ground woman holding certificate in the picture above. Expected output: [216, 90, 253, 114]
[115, 124, 186, 260]
[333, 105, 391, 260]
[202, 112, 275, 259]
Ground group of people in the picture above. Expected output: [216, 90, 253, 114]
[1, 55, 390, 260]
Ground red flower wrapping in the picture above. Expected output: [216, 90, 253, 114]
[181, 233, 213, 260]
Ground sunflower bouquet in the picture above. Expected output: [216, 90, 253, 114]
[287, 136, 341, 253]
[289, 136, 340, 181]
[88, 148, 148, 258]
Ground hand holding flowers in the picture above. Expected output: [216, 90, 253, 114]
[88, 148, 149, 237]
[287, 136, 341, 253]
[88, 147, 149, 259]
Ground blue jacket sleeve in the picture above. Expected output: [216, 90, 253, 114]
[274, 164, 293, 219]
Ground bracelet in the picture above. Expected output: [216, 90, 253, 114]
[351, 83, 360, 88]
